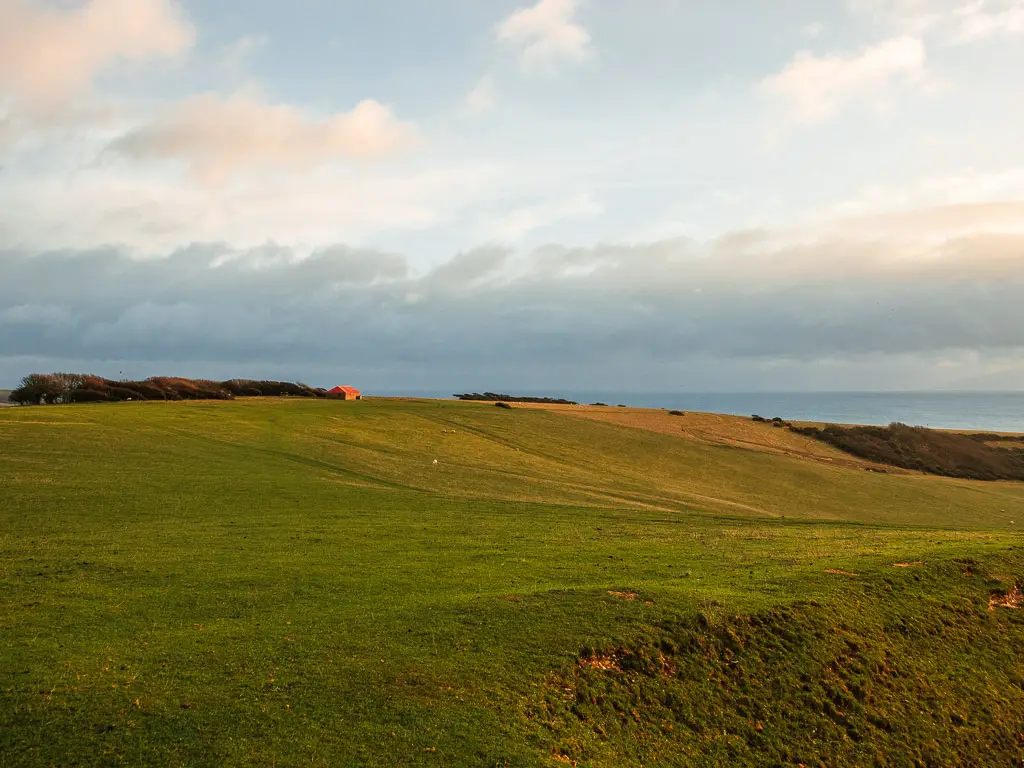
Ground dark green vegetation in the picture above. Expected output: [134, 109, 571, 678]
[7, 373, 338, 405]
[2, 398, 1024, 766]
[455, 393, 579, 405]
[794, 422, 1024, 481]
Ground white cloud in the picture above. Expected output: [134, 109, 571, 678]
[110, 93, 419, 184]
[0, 162, 499, 253]
[850, 0, 1024, 44]
[762, 36, 927, 123]
[951, 1, 1024, 43]
[802, 21, 825, 39]
[478, 192, 603, 242]
[497, 0, 591, 71]
[463, 75, 496, 115]
[218, 35, 267, 81]
[820, 168, 1024, 220]
[0, 0, 193, 114]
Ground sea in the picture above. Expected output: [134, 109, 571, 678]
[378, 391, 1024, 434]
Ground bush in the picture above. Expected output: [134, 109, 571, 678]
[7, 373, 328, 405]
[68, 389, 110, 403]
[495, 402, 513, 409]
[9, 374, 66, 404]
[124, 384, 168, 401]
[792, 422, 1024, 481]
[669, 410, 685, 417]
[751, 415, 767, 423]
[455, 393, 579, 405]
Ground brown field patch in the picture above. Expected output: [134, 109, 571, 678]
[517, 403, 882, 468]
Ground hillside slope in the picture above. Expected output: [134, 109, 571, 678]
[1, 398, 1023, 766]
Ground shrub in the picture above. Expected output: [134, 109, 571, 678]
[751, 415, 767, 423]
[68, 389, 110, 403]
[669, 410, 685, 417]
[455, 393, 579, 405]
[106, 387, 148, 401]
[125, 383, 168, 401]
[10, 373, 328, 406]
[495, 402, 513, 409]
[793, 422, 1024, 481]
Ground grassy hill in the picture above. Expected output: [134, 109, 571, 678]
[2, 398, 1023, 766]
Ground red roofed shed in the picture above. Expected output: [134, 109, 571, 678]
[328, 385, 362, 400]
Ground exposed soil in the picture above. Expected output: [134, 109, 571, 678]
[580, 654, 623, 673]
[989, 586, 1024, 610]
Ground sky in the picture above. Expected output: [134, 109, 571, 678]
[1, 0, 1023, 392]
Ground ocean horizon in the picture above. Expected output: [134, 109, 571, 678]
[375, 390, 1024, 433]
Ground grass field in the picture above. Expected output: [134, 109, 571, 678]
[2, 398, 1024, 766]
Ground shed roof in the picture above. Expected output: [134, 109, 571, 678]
[328, 385, 361, 395]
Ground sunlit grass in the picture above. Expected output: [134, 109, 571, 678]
[1, 398, 1023, 765]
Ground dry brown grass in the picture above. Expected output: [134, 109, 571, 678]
[518, 404, 883, 470]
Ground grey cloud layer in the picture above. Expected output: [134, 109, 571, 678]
[2, 230, 1023, 382]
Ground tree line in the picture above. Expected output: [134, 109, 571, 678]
[6, 374, 345, 405]
[454, 392, 579, 405]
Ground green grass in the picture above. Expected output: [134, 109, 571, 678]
[2, 398, 1023, 766]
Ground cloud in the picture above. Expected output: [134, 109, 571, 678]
[762, 36, 927, 123]
[110, 93, 418, 184]
[802, 22, 825, 39]
[497, 0, 591, 71]
[0, 0, 193, 114]
[477, 192, 604, 242]
[0, 159, 499, 253]
[2, 204, 1023, 391]
[463, 75, 496, 115]
[850, 0, 1024, 44]
[950, 1, 1024, 43]
[217, 35, 268, 81]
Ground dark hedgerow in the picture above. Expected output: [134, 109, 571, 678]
[8, 373, 336, 406]
[67, 389, 110, 403]
[456, 393, 578, 405]
[791, 422, 1024, 481]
